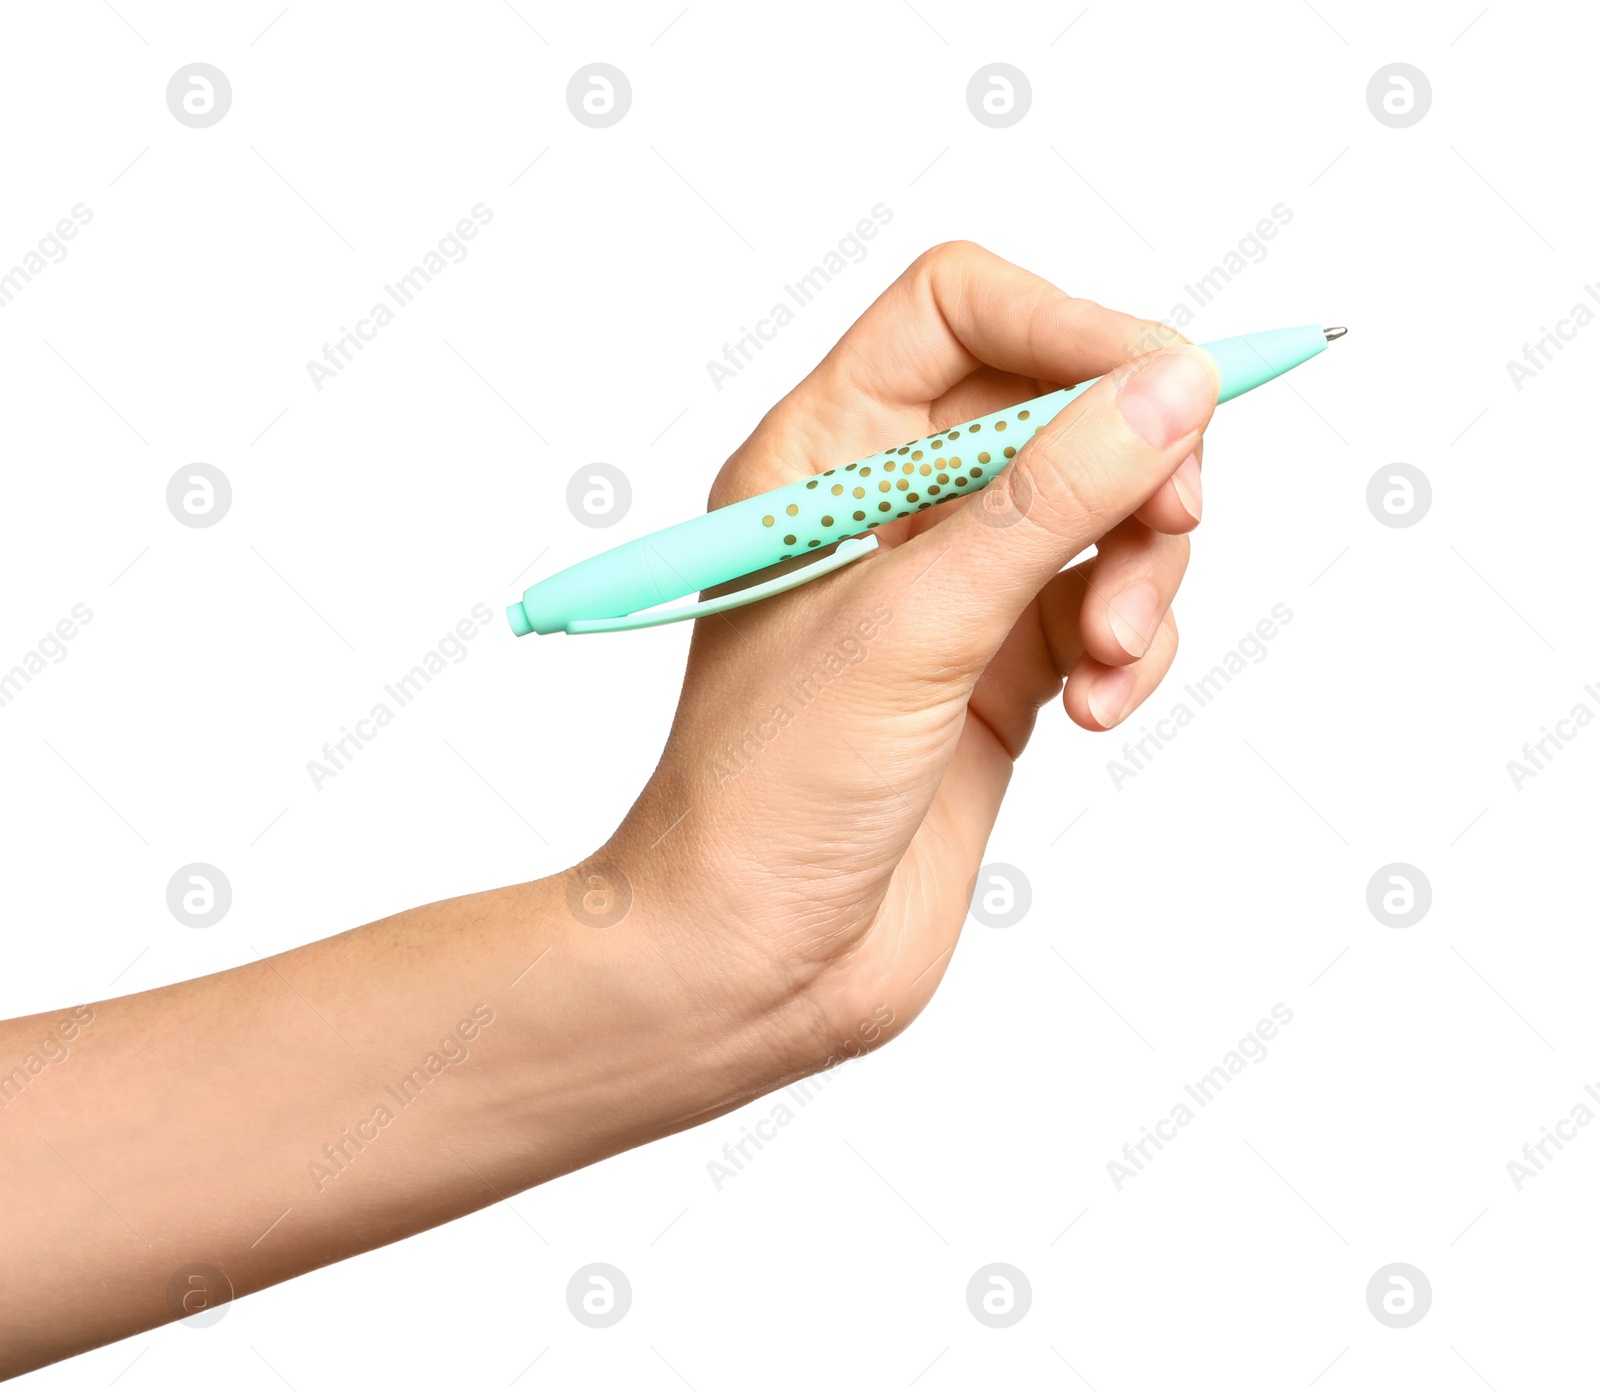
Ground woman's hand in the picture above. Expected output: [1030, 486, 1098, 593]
[0, 241, 1217, 1377]
[606, 241, 1219, 1079]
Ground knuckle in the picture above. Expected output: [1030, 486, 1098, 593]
[909, 239, 988, 295]
[1013, 430, 1117, 534]
[1119, 319, 1190, 359]
[1171, 531, 1192, 576]
[706, 399, 824, 510]
[918, 238, 985, 270]
[1158, 606, 1180, 656]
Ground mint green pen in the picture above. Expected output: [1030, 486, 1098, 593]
[507, 325, 1345, 637]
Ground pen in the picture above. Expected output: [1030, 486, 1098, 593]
[506, 325, 1346, 637]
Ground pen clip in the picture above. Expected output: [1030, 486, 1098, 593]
[565, 535, 880, 635]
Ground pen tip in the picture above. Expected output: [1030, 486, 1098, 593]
[1323, 326, 1348, 342]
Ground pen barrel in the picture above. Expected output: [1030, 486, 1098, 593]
[511, 500, 771, 634]
[506, 326, 1333, 635]
[510, 385, 1081, 633]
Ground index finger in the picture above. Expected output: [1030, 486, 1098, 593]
[827, 240, 1184, 408]
[711, 241, 1183, 508]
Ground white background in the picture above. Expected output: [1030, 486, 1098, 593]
[3, 0, 1596, 1387]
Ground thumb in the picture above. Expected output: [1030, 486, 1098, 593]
[876, 343, 1218, 677]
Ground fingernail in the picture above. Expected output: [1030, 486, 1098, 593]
[1107, 581, 1161, 659]
[1172, 451, 1202, 523]
[1087, 666, 1136, 728]
[1118, 350, 1216, 448]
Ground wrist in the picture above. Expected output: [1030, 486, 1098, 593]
[597, 775, 910, 1082]
[504, 851, 824, 1166]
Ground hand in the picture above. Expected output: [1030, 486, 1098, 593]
[606, 241, 1219, 1074]
[0, 241, 1218, 1377]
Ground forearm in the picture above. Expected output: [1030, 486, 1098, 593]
[3, 243, 1209, 1382]
[0, 857, 800, 1376]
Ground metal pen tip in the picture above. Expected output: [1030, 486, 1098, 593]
[1324, 326, 1347, 341]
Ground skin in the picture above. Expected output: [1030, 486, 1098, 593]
[0, 242, 1215, 1377]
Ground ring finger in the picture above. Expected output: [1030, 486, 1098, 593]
[1064, 608, 1181, 731]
